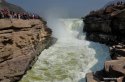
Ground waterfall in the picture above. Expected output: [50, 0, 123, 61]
[20, 19, 110, 82]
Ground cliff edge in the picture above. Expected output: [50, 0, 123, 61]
[83, 1, 125, 82]
[0, 1, 53, 82]
[0, 19, 52, 82]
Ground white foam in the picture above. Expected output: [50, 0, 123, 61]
[20, 19, 110, 82]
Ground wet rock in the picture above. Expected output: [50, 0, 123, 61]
[84, 1, 125, 82]
[110, 44, 125, 59]
[83, 1, 125, 45]
[86, 33, 117, 45]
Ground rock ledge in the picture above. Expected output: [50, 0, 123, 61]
[0, 19, 53, 82]
[83, 1, 125, 82]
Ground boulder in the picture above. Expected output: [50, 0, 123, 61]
[110, 44, 125, 59]
[86, 73, 99, 82]
[104, 60, 125, 76]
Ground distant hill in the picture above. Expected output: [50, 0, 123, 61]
[0, 0, 25, 13]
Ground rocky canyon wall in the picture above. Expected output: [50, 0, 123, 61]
[83, 2, 125, 82]
[0, 19, 53, 82]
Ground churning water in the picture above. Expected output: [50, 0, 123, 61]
[20, 19, 110, 82]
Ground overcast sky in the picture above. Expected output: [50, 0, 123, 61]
[7, 0, 113, 19]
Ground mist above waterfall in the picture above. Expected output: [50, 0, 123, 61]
[20, 18, 110, 82]
[6, 0, 113, 82]
[7, 0, 113, 18]
[46, 18, 84, 41]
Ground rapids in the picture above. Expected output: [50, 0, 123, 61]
[20, 19, 110, 82]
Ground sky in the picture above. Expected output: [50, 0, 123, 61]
[6, 0, 113, 19]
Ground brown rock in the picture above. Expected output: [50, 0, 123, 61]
[110, 44, 125, 59]
[0, 19, 52, 82]
[86, 73, 100, 82]
[104, 60, 125, 76]
[105, 6, 115, 14]
[117, 77, 124, 82]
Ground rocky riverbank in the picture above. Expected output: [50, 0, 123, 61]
[0, 19, 53, 82]
[0, 1, 54, 82]
[83, 1, 125, 82]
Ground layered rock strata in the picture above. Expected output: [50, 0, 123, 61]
[83, 2, 125, 82]
[0, 19, 52, 82]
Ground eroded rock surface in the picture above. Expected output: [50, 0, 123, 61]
[83, 1, 125, 45]
[0, 19, 52, 82]
[84, 1, 125, 82]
